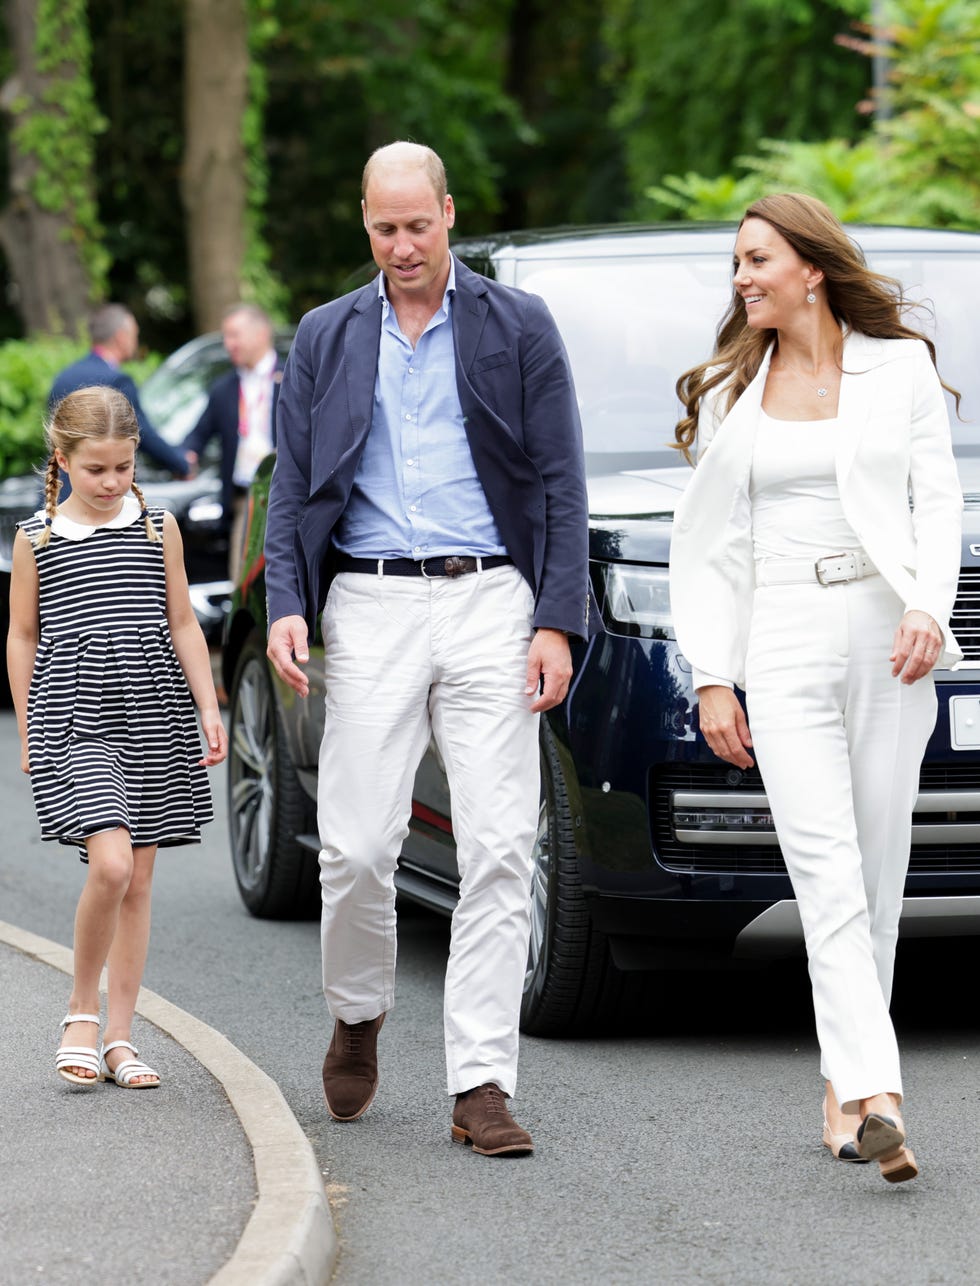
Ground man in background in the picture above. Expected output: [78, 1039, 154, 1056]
[50, 303, 191, 480]
[182, 303, 281, 582]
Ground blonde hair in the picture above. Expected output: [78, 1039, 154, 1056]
[34, 385, 161, 548]
[674, 192, 960, 462]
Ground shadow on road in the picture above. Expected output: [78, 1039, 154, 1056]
[394, 898, 978, 1042]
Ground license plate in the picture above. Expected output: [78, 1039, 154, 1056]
[950, 695, 980, 750]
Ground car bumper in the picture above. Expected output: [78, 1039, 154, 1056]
[564, 631, 980, 955]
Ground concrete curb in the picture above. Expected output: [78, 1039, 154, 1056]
[0, 920, 337, 1286]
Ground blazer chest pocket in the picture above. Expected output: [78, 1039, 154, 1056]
[472, 348, 514, 373]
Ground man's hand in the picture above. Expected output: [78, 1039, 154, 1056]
[525, 628, 573, 713]
[696, 685, 754, 769]
[891, 609, 944, 684]
[268, 615, 311, 697]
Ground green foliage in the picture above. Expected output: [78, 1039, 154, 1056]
[873, 0, 980, 226]
[646, 173, 768, 222]
[0, 340, 160, 478]
[643, 0, 980, 232]
[10, 0, 109, 295]
[603, 0, 870, 214]
[241, 0, 290, 321]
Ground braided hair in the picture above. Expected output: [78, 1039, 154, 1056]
[34, 385, 161, 547]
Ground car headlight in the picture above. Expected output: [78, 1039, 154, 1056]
[187, 498, 225, 524]
[600, 563, 675, 639]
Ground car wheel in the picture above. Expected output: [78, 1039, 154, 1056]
[227, 630, 319, 918]
[520, 724, 625, 1036]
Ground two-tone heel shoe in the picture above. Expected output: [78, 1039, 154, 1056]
[856, 1112, 918, 1184]
[822, 1114, 870, 1163]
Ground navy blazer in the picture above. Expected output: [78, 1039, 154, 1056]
[266, 256, 598, 641]
[49, 351, 189, 477]
[182, 364, 281, 526]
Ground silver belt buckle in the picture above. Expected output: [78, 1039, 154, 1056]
[814, 552, 856, 586]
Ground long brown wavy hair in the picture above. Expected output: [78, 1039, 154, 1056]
[674, 192, 958, 462]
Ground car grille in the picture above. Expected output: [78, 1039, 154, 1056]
[651, 762, 980, 876]
[950, 568, 980, 661]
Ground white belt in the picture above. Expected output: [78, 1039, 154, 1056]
[756, 551, 879, 588]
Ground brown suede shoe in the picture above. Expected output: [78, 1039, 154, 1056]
[451, 1083, 534, 1156]
[321, 1013, 385, 1121]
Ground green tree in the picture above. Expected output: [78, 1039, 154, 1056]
[602, 0, 870, 213]
[0, 0, 107, 335]
[643, 0, 980, 230]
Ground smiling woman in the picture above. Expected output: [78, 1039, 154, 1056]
[670, 193, 964, 1183]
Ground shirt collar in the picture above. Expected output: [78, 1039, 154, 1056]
[377, 257, 456, 315]
[238, 348, 277, 380]
[38, 494, 143, 542]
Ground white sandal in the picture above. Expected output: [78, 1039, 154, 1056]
[100, 1040, 161, 1089]
[56, 1012, 102, 1086]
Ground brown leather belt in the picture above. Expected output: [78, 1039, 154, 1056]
[333, 554, 513, 579]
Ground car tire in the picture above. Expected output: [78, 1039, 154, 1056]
[227, 630, 319, 919]
[520, 724, 625, 1036]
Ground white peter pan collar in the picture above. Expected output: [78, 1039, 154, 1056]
[37, 494, 143, 541]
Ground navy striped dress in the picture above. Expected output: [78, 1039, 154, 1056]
[19, 500, 213, 860]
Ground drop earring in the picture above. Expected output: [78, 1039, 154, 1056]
[806, 291, 817, 304]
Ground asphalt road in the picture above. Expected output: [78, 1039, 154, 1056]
[2, 710, 979, 1285]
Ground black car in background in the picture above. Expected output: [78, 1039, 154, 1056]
[0, 329, 292, 703]
[223, 224, 980, 1035]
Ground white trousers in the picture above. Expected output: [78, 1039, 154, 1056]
[316, 564, 540, 1097]
[745, 574, 937, 1113]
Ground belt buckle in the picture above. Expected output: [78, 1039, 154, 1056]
[442, 556, 475, 578]
[420, 556, 476, 579]
[814, 552, 855, 586]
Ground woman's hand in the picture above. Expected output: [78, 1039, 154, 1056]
[891, 610, 944, 684]
[696, 685, 755, 768]
[20, 741, 29, 775]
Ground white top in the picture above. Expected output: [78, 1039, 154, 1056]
[750, 410, 861, 559]
[692, 410, 862, 691]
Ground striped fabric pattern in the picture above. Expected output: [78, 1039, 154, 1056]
[19, 506, 213, 860]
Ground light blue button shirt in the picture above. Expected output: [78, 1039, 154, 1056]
[333, 261, 507, 560]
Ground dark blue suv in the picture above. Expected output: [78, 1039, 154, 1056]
[223, 224, 980, 1035]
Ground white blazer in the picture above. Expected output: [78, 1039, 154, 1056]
[669, 329, 963, 690]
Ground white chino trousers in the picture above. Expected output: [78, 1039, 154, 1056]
[316, 564, 540, 1097]
[745, 573, 937, 1114]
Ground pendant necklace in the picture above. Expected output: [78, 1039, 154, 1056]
[777, 353, 835, 398]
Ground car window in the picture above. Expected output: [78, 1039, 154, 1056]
[517, 256, 732, 473]
[141, 350, 234, 447]
[517, 249, 980, 474]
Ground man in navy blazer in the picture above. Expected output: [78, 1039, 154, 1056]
[265, 141, 597, 1157]
[182, 303, 281, 579]
[49, 304, 190, 481]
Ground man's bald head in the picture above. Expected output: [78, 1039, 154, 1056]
[362, 142, 447, 205]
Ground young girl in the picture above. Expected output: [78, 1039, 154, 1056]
[6, 385, 228, 1088]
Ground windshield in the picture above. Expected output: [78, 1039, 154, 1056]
[516, 249, 980, 475]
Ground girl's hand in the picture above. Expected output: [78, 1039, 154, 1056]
[198, 710, 229, 766]
[20, 742, 30, 775]
[891, 610, 944, 684]
[696, 685, 755, 769]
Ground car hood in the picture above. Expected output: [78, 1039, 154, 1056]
[587, 466, 688, 564]
[587, 454, 980, 566]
